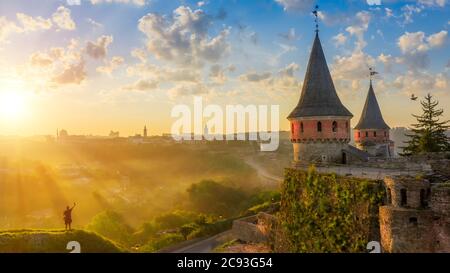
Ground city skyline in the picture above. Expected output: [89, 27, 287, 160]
[0, 0, 449, 136]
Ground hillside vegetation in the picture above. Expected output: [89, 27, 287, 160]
[0, 229, 125, 253]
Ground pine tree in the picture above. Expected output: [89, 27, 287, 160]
[401, 94, 450, 156]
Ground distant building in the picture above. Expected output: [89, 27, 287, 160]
[143, 125, 148, 138]
[203, 125, 209, 140]
[58, 129, 68, 138]
[109, 131, 120, 138]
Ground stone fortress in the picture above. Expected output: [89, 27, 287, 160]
[285, 25, 450, 253]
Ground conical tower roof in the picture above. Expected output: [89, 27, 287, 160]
[354, 81, 390, 130]
[288, 33, 353, 119]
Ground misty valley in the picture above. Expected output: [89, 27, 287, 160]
[0, 138, 285, 252]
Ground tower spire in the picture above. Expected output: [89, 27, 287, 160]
[355, 69, 389, 130]
[312, 5, 319, 34]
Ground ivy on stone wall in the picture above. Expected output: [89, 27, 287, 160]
[278, 166, 385, 253]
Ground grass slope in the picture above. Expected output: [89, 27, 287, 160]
[0, 229, 125, 253]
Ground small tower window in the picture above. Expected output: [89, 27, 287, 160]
[358, 132, 361, 138]
[400, 189, 407, 207]
[332, 121, 338, 133]
[346, 121, 348, 129]
[365, 131, 369, 137]
[374, 131, 377, 137]
[384, 131, 387, 137]
[420, 189, 428, 208]
[300, 122, 304, 133]
[317, 121, 322, 132]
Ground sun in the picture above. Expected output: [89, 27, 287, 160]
[0, 90, 27, 120]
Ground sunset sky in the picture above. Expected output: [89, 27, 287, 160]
[0, 0, 449, 136]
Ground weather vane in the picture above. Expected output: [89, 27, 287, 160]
[312, 5, 319, 33]
[369, 67, 379, 83]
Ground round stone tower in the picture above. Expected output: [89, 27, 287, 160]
[287, 32, 353, 164]
[379, 176, 434, 253]
[354, 80, 394, 157]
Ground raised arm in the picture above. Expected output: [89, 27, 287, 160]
[71, 202, 76, 210]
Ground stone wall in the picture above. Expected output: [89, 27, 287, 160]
[379, 207, 435, 253]
[292, 141, 348, 164]
[231, 213, 276, 244]
[431, 184, 450, 253]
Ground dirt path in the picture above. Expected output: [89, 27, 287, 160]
[244, 157, 283, 187]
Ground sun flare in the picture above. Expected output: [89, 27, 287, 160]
[0, 90, 27, 120]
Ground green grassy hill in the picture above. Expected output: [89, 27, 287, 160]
[0, 229, 125, 253]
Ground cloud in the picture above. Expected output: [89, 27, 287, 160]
[278, 62, 299, 77]
[385, 8, 394, 18]
[127, 63, 201, 83]
[21, 39, 87, 87]
[30, 52, 54, 67]
[333, 33, 347, 47]
[401, 4, 422, 25]
[131, 48, 147, 63]
[86, 35, 113, 59]
[279, 28, 299, 41]
[209, 64, 235, 84]
[393, 70, 449, 96]
[52, 6, 76, 30]
[249, 32, 258, 45]
[418, 0, 447, 7]
[67, 0, 81, 5]
[377, 53, 396, 72]
[239, 71, 272, 82]
[345, 11, 371, 51]
[167, 83, 209, 99]
[97, 56, 124, 75]
[123, 79, 158, 91]
[366, 0, 381, 5]
[90, 0, 146, 5]
[52, 60, 86, 84]
[332, 51, 375, 82]
[138, 6, 230, 67]
[275, 0, 315, 13]
[0, 17, 22, 43]
[397, 30, 447, 70]
[87, 18, 103, 28]
[427, 30, 448, 48]
[16, 13, 52, 31]
[1, 6, 76, 44]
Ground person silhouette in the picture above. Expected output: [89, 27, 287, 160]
[64, 202, 76, 231]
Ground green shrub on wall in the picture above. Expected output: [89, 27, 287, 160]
[278, 166, 385, 253]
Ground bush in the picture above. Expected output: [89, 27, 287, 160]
[154, 210, 198, 230]
[187, 180, 248, 217]
[278, 167, 385, 253]
[86, 211, 134, 247]
[141, 233, 185, 252]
